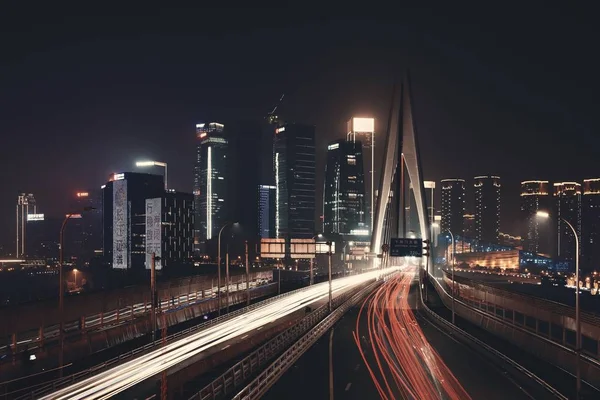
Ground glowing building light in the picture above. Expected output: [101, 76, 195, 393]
[76, 192, 89, 197]
[351, 117, 375, 133]
[207, 146, 212, 240]
[275, 153, 280, 237]
[327, 143, 340, 150]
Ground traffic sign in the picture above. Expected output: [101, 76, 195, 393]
[389, 238, 422, 257]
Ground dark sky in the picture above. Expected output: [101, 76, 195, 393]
[1, 5, 599, 249]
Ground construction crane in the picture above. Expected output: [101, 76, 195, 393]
[266, 93, 285, 125]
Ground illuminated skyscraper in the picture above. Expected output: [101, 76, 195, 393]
[554, 182, 582, 266]
[474, 176, 501, 244]
[323, 139, 367, 236]
[582, 178, 600, 271]
[274, 123, 316, 239]
[441, 179, 465, 237]
[463, 214, 475, 238]
[520, 180, 550, 254]
[194, 122, 228, 243]
[347, 117, 375, 233]
[16, 193, 36, 257]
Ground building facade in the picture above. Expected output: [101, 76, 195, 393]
[144, 191, 194, 270]
[323, 139, 367, 236]
[65, 190, 103, 266]
[194, 122, 228, 244]
[16, 193, 37, 257]
[583, 178, 600, 272]
[520, 180, 551, 255]
[258, 185, 276, 239]
[274, 123, 316, 239]
[102, 172, 165, 270]
[474, 175, 501, 244]
[554, 182, 582, 267]
[440, 179, 465, 238]
[347, 117, 375, 232]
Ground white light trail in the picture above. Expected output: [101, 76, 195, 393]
[42, 267, 400, 400]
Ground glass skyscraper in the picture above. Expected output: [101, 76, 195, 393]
[194, 122, 228, 243]
[323, 139, 367, 236]
[258, 185, 276, 238]
[273, 123, 316, 239]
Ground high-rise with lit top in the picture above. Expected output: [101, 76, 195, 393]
[347, 117, 375, 233]
[194, 122, 228, 245]
[474, 176, 501, 244]
[441, 179, 465, 237]
[274, 123, 316, 239]
[16, 193, 36, 257]
[323, 139, 367, 236]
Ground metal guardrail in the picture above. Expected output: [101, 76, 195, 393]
[231, 279, 382, 400]
[188, 282, 366, 400]
[447, 272, 600, 327]
[421, 275, 568, 399]
[439, 272, 600, 364]
[10, 282, 301, 400]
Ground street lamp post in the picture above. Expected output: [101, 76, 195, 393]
[327, 241, 333, 312]
[311, 233, 323, 285]
[59, 207, 94, 376]
[446, 230, 456, 325]
[537, 211, 580, 398]
[217, 222, 238, 316]
[135, 160, 168, 190]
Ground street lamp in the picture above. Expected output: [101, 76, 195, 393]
[217, 222, 238, 316]
[136, 160, 168, 190]
[326, 241, 333, 312]
[445, 229, 456, 325]
[59, 206, 94, 376]
[310, 233, 323, 285]
[537, 210, 580, 398]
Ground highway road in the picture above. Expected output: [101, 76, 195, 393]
[264, 267, 535, 400]
[40, 267, 399, 400]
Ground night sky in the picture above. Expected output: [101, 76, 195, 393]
[1, 5, 599, 251]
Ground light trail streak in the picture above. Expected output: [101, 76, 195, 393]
[354, 267, 471, 400]
[42, 268, 399, 400]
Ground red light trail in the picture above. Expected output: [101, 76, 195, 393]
[354, 267, 471, 400]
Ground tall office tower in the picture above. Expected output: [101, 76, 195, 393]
[274, 122, 316, 239]
[258, 185, 276, 238]
[474, 176, 501, 244]
[143, 191, 194, 270]
[194, 122, 228, 243]
[16, 193, 37, 257]
[440, 179, 466, 237]
[66, 191, 103, 265]
[520, 180, 550, 254]
[102, 172, 164, 270]
[347, 117, 375, 233]
[323, 139, 367, 236]
[554, 182, 582, 266]
[582, 178, 600, 272]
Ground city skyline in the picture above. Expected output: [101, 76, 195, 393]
[2, 8, 600, 249]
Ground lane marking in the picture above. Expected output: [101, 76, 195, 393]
[241, 335, 249, 339]
[345, 382, 352, 391]
[354, 364, 360, 371]
[221, 345, 230, 350]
